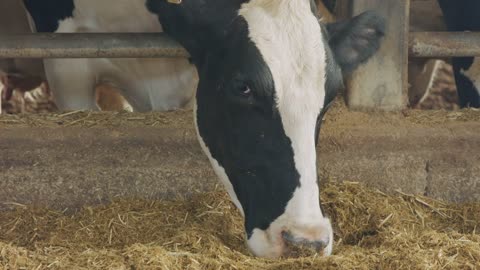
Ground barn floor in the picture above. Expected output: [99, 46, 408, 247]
[1, 182, 479, 270]
[0, 100, 479, 269]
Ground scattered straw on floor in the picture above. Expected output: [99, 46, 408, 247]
[1, 98, 480, 129]
[1, 182, 479, 270]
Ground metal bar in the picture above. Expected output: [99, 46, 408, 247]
[0, 33, 189, 58]
[2, 32, 480, 59]
[409, 32, 480, 57]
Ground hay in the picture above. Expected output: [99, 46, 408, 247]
[1, 97, 480, 130]
[0, 110, 192, 129]
[1, 182, 479, 270]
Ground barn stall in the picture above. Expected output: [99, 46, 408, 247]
[1, 0, 479, 269]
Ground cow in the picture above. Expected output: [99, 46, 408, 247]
[22, 0, 385, 258]
[23, 0, 197, 112]
[0, 71, 53, 114]
[1, 72, 47, 102]
[438, 0, 480, 108]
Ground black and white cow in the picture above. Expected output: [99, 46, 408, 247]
[438, 0, 480, 108]
[23, 0, 197, 111]
[23, 0, 385, 258]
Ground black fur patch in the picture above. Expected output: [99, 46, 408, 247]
[23, 0, 75, 32]
[147, 0, 247, 67]
[438, 0, 480, 108]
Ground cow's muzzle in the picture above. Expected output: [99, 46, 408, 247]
[281, 230, 331, 257]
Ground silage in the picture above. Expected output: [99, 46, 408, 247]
[1, 182, 479, 270]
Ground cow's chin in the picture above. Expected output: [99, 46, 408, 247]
[246, 218, 334, 259]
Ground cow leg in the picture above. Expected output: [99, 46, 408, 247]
[408, 59, 442, 108]
[94, 58, 197, 112]
[90, 59, 149, 112]
[146, 59, 198, 111]
[44, 59, 97, 111]
[452, 57, 480, 108]
[95, 83, 133, 112]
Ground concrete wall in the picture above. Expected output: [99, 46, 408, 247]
[0, 105, 478, 210]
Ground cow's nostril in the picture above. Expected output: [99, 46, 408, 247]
[281, 231, 329, 257]
[312, 239, 328, 251]
[281, 231, 296, 244]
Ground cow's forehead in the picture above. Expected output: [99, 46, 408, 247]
[239, 0, 326, 113]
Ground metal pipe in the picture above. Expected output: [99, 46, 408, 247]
[0, 33, 189, 58]
[409, 32, 480, 57]
[2, 32, 480, 59]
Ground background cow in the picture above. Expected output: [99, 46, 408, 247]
[408, 0, 480, 109]
[0, 0, 49, 114]
[438, 0, 480, 108]
[0, 71, 54, 114]
[23, 0, 197, 112]
[22, 0, 384, 258]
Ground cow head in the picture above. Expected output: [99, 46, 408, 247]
[148, 0, 385, 258]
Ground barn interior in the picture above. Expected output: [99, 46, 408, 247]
[0, 0, 479, 269]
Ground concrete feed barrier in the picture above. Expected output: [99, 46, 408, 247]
[0, 104, 479, 210]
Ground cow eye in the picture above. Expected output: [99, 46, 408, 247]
[238, 85, 252, 97]
[226, 80, 256, 106]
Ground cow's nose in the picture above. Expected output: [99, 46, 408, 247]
[281, 231, 330, 257]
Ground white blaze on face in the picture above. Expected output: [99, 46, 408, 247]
[239, 0, 332, 258]
[461, 57, 480, 96]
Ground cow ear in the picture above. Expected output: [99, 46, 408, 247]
[325, 11, 386, 74]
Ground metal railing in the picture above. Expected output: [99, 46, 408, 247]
[0, 33, 188, 58]
[409, 32, 480, 57]
[0, 32, 479, 59]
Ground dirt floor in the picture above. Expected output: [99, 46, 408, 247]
[0, 182, 479, 270]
